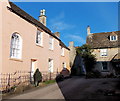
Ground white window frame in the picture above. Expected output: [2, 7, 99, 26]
[49, 36, 54, 50]
[100, 49, 107, 57]
[36, 30, 43, 46]
[63, 62, 66, 69]
[10, 33, 22, 59]
[61, 47, 64, 56]
[48, 58, 53, 73]
[110, 35, 117, 41]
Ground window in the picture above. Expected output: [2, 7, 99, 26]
[48, 58, 53, 73]
[49, 36, 54, 50]
[61, 47, 64, 56]
[110, 35, 117, 41]
[102, 62, 108, 70]
[36, 30, 43, 46]
[63, 62, 66, 69]
[10, 33, 22, 59]
[100, 49, 107, 56]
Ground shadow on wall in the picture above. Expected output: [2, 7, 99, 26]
[71, 54, 86, 76]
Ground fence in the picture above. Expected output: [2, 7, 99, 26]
[0, 71, 58, 91]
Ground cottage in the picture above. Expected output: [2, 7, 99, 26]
[86, 26, 120, 75]
[0, 0, 70, 90]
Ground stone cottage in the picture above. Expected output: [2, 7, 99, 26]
[86, 26, 120, 75]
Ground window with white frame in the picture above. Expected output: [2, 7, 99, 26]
[48, 58, 53, 73]
[63, 62, 66, 69]
[49, 36, 54, 50]
[100, 49, 107, 57]
[36, 30, 43, 46]
[61, 47, 64, 56]
[110, 35, 117, 41]
[102, 62, 108, 70]
[10, 33, 22, 59]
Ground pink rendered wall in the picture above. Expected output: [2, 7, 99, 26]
[1, 1, 70, 74]
[0, 2, 2, 73]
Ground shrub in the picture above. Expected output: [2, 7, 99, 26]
[55, 74, 64, 82]
[33, 68, 42, 87]
[86, 70, 101, 78]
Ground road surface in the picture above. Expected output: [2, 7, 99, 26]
[3, 77, 120, 101]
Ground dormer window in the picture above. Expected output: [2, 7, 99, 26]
[110, 35, 117, 41]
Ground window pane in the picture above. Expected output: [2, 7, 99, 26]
[10, 33, 22, 59]
[102, 62, 108, 70]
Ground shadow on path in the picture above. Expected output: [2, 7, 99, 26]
[56, 77, 120, 101]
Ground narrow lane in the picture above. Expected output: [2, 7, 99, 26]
[3, 77, 120, 101]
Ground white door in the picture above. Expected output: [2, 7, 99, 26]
[31, 60, 37, 81]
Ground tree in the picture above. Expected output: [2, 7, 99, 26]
[76, 44, 96, 73]
[33, 68, 42, 87]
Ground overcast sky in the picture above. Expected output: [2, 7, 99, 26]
[14, 2, 118, 46]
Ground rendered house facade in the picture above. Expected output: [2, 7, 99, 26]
[86, 26, 120, 75]
[0, 0, 70, 90]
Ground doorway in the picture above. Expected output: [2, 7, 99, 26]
[30, 59, 37, 82]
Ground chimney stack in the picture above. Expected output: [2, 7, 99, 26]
[39, 9, 46, 26]
[87, 25, 91, 35]
[69, 41, 74, 47]
[54, 32, 60, 38]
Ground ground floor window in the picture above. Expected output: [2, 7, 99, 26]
[63, 62, 66, 69]
[48, 58, 53, 73]
[102, 62, 108, 70]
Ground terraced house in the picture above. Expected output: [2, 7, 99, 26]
[86, 26, 120, 75]
[0, 0, 70, 90]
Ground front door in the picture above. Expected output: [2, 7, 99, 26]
[31, 59, 37, 82]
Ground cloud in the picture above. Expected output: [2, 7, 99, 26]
[49, 12, 75, 32]
[67, 34, 86, 44]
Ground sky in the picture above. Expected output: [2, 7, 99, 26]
[14, 2, 118, 47]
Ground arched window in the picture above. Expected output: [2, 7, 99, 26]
[10, 33, 22, 59]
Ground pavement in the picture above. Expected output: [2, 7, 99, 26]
[2, 77, 120, 101]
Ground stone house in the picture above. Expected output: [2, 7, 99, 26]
[86, 26, 120, 75]
[0, 0, 70, 90]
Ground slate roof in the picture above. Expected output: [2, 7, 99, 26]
[86, 31, 120, 49]
[8, 2, 69, 50]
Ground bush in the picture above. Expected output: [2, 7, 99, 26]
[55, 74, 64, 82]
[86, 70, 101, 78]
[33, 68, 42, 87]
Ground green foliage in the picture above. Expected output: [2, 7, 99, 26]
[86, 70, 101, 78]
[33, 68, 42, 87]
[43, 80, 56, 84]
[76, 44, 96, 72]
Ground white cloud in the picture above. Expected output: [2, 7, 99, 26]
[67, 34, 86, 44]
[49, 12, 75, 32]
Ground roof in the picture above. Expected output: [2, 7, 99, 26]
[86, 31, 120, 49]
[112, 53, 120, 62]
[8, 2, 69, 50]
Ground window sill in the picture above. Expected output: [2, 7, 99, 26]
[61, 55, 65, 57]
[10, 58, 23, 62]
[100, 56, 107, 57]
[36, 44, 43, 48]
[101, 70, 109, 72]
[49, 49, 54, 51]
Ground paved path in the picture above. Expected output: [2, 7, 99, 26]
[3, 77, 120, 100]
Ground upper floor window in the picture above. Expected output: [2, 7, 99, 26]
[100, 49, 107, 57]
[49, 36, 54, 50]
[10, 33, 22, 59]
[110, 35, 117, 41]
[36, 30, 43, 46]
[61, 47, 64, 56]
